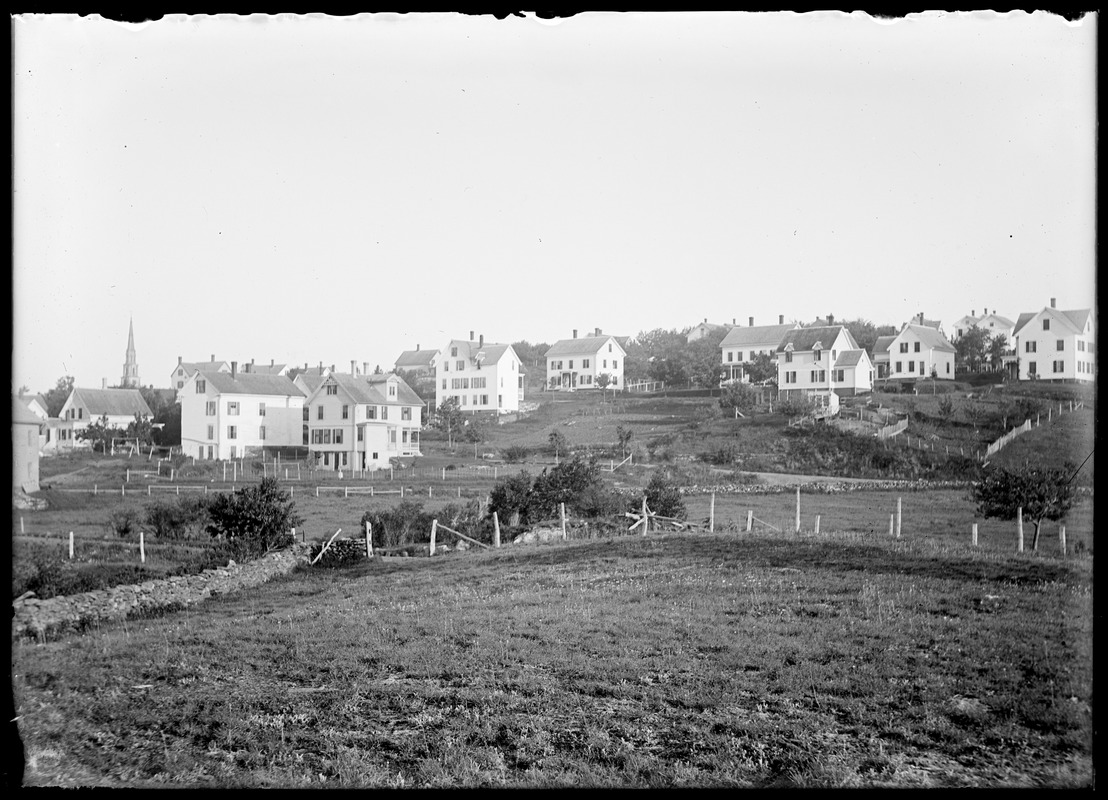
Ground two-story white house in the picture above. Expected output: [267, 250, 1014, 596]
[873, 324, 957, 382]
[56, 386, 154, 450]
[433, 334, 524, 414]
[1011, 300, 1095, 383]
[304, 372, 424, 471]
[951, 309, 1015, 343]
[545, 330, 626, 391]
[776, 326, 873, 400]
[720, 317, 800, 383]
[686, 319, 730, 343]
[180, 364, 305, 460]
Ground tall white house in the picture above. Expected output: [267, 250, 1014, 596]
[56, 387, 154, 450]
[720, 317, 799, 383]
[874, 324, 957, 382]
[303, 372, 424, 471]
[776, 326, 873, 399]
[1011, 300, 1095, 382]
[180, 364, 305, 460]
[544, 330, 626, 391]
[433, 334, 523, 414]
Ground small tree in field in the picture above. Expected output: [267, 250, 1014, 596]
[76, 414, 117, 453]
[462, 416, 487, 459]
[616, 424, 633, 458]
[206, 477, 303, 560]
[973, 464, 1076, 551]
[641, 471, 686, 520]
[434, 397, 464, 449]
[719, 381, 757, 418]
[548, 429, 568, 462]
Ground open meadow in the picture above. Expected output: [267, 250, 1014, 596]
[11, 529, 1093, 788]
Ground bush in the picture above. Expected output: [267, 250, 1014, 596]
[488, 471, 533, 529]
[700, 442, 740, 466]
[361, 501, 435, 549]
[640, 471, 687, 520]
[529, 455, 603, 522]
[145, 496, 210, 540]
[502, 445, 530, 464]
[106, 508, 143, 538]
[777, 397, 814, 417]
[205, 478, 303, 561]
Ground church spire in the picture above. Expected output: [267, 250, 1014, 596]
[122, 317, 140, 388]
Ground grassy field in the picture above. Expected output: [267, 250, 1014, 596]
[12, 530, 1092, 788]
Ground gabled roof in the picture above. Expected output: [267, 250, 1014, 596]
[395, 348, 438, 369]
[320, 373, 424, 407]
[1012, 307, 1093, 338]
[721, 323, 799, 349]
[12, 396, 42, 425]
[897, 324, 955, 352]
[872, 335, 897, 355]
[545, 335, 626, 358]
[243, 363, 288, 376]
[834, 349, 869, 368]
[978, 313, 1015, 330]
[197, 371, 305, 398]
[172, 359, 230, 376]
[439, 340, 518, 368]
[68, 388, 153, 417]
[777, 326, 855, 353]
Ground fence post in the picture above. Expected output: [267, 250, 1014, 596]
[316, 486, 319, 498]
[126, 468, 130, 482]
[746, 510, 753, 532]
[972, 523, 978, 547]
[69, 531, 74, 560]
[442, 467, 446, 481]
[122, 484, 125, 497]
[493, 512, 501, 548]
[896, 497, 902, 538]
[223, 463, 227, 481]
[560, 502, 567, 540]
[888, 514, 894, 537]
[429, 486, 432, 498]
[401, 486, 405, 498]
[1059, 524, 1066, 557]
[814, 515, 820, 535]
[365, 521, 373, 559]
[709, 493, 715, 533]
[795, 487, 801, 533]
[457, 487, 460, 498]
[147, 485, 151, 496]
[430, 519, 437, 556]
[139, 530, 145, 564]
[292, 527, 297, 543]
[20, 517, 24, 534]
[641, 497, 649, 536]
[1017, 507, 1024, 552]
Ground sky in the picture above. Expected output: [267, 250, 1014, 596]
[11, 11, 1097, 395]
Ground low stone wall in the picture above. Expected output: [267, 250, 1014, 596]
[12, 543, 313, 641]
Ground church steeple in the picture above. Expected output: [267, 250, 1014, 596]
[121, 317, 140, 388]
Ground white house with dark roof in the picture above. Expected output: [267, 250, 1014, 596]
[720, 317, 799, 383]
[875, 324, 957, 382]
[544, 330, 626, 391]
[686, 319, 731, 343]
[951, 309, 1015, 342]
[13, 396, 42, 493]
[180, 364, 305, 460]
[304, 372, 424, 471]
[393, 345, 438, 376]
[20, 393, 49, 420]
[171, 356, 231, 397]
[776, 326, 873, 399]
[1011, 300, 1095, 383]
[433, 334, 524, 413]
[56, 387, 154, 449]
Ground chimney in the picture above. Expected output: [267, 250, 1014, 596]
[972, 309, 975, 317]
[211, 354, 215, 363]
[704, 317, 708, 324]
[732, 318, 736, 325]
[749, 317, 754, 327]
[416, 344, 420, 351]
[479, 334, 484, 348]
[595, 327, 602, 336]
[363, 362, 368, 376]
[331, 364, 335, 373]
[828, 313, 835, 326]
[1050, 297, 1056, 308]
[271, 358, 274, 367]
[102, 378, 107, 389]
[231, 361, 237, 379]
[351, 360, 357, 375]
[251, 358, 255, 367]
[779, 315, 785, 325]
[573, 329, 577, 339]
[470, 330, 475, 341]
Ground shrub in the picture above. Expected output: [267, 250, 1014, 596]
[502, 445, 530, 464]
[145, 496, 210, 540]
[529, 455, 604, 522]
[700, 442, 740, 466]
[106, 508, 143, 538]
[777, 397, 814, 417]
[361, 501, 435, 549]
[205, 478, 303, 560]
[488, 472, 533, 528]
[640, 471, 686, 520]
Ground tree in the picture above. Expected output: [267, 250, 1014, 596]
[595, 372, 613, 392]
[955, 326, 991, 372]
[642, 471, 686, 520]
[963, 402, 986, 431]
[462, 416, 487, 459]
[488, 471, 533, 527]
[44, 375, 74, 417]
[76, 414, 117, 453]
[548, 429, 568, 462]
[987, 334, 1009, 372]
[745, 352, 777, 384]
[126, 413, 155, 446]
[841, 318, 897, 357]
[684, 329, 729, 388]
[616, 424, 633, 457]
[973, 464, 1076, 551]
[719, 381, 757, 418]
[433, 397, 464, 449]
[529, 455, 603, 521]
[205, 477, 303, 559]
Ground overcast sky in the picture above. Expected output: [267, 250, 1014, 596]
[11, 11, 1097, 395]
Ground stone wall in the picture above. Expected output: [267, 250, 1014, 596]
[12, 543, 313, 641]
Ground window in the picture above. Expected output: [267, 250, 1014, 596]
[813, 349, 821, 362]
[895, 361, 902, 373]
[366, 406, 377, 420]
[833, 369, 845, 382]
[323, 429, 332, 444]
[480, 394, 489, 405]
[177, 381, 183, 389]
[613, 360, 618, 369]
[227, 402, 240, 416]
[1043, 319, 1050, 331]
[1057, 340, 1065, 351]
[1053, 360, 1064, 373]
[206, 401, 217, 416]
[230, 446, 237, 459]
[583, 358, 591, 368]
[334, 429, 343, 444]
[443, 361, 449, 372]
[389, 384, 396, 397]
[381, 406, 388, 420]
[919, 361, 925, 374]
[259, 425, 266, 440]
[456, 360, 464, 371]
[342, 404, 349, 419]
[196, 380, 206, 393]
[451, 347, 458, 357]
[946, 363, 951, 374]
[908, 361, 916, 373]
[227, 425, 237, 440]
[318, 405, 324, 420]
[207, 425, 214, 440]
[568, 360, 574, 369]
[1025, 341, 1037, 353]
[727, 352, 733, 363]
[303, 407, 309, 421]
[312, 429, 322, 444]
[357, 427, 363, 442]
[442, 379, 447, 389]
[325, 384, 338, 395]
[608, 343, 613, 352]
[1028, 361, 1037, 376]
[603, 360, 608, 368]
[785, 371, 795, 384]
[401, 407, 411, 421]
[899, 342, 909, 353]
[810, 370, 825, 382]
[473, 394, 479, 406]
[178, 368, 184, 376]
[472, 377, 486, 388]
[1078, 340, 1086, 351]
[785, 351, 793, 363]
[259, 403, 266, 416]
[208, 446, 214, 460]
